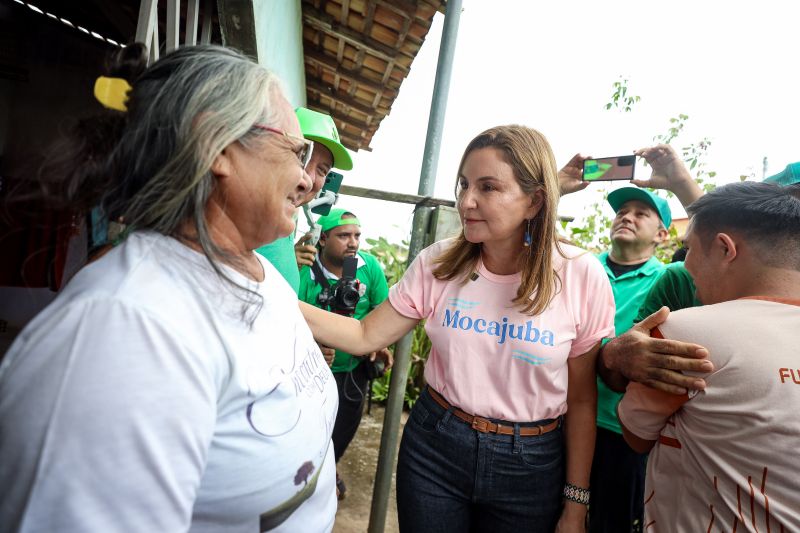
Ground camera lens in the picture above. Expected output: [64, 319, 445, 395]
[342, 288, 360, 309]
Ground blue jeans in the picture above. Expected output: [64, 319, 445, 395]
[396, 387, 565, 533]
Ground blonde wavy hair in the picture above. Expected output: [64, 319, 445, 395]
[432, 125, 565, 316]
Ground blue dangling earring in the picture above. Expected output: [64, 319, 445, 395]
[523, 219, 532, 247]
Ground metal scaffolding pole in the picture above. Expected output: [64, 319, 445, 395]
[367, 1, 463, 531]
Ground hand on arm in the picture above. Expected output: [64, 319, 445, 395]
[632, 144, 703, 208]
[558, 153, 591, 196]
[598, 307, 712, 395]
[300, 300, 418, 357]
[557, 341, 601, 532]
[294, 232, 317, 268]
[319, 344, 335, 367]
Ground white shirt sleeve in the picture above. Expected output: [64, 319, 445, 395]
[0, 297, 219, 533]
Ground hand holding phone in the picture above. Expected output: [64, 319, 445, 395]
[583, 155, 636, 181]
[310, 171, 344, 215]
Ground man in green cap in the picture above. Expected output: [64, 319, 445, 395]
[559, 143, 707, 532]
[255, 107, 353, 293]
[297, 208, 392, 499]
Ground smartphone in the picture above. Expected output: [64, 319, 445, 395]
[311, 171, 344, 215]
[582, 155, 636, 181]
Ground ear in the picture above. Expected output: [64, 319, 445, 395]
[526, 189, 546, 219]
[318, 232, 327, 249]
[715, 232, 739, 264]
[210, 145, 236, 180]
[652, 226, 669, 246]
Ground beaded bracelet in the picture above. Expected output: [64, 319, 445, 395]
[563, 483, 590, 505]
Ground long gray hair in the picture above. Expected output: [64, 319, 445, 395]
[36, 44, 285, 323]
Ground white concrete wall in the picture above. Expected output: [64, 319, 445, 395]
[253, 0, 306, 108]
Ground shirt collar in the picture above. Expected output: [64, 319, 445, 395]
[597, 250, 663, 280]
[308, 251, 365, 280]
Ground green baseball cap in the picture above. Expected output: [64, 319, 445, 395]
[317, 208, 360, 232]
[295, 107, 353, 171]
[763, 162, 800, 187]
[607, 187, 672, 228]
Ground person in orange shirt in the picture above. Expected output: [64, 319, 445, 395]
[618, 181, 800, 532]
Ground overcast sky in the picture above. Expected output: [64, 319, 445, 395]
[302, 0, 800, 247]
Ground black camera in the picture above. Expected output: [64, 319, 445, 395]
[363, 358, 386, 380]
[317, 256, 360, 316]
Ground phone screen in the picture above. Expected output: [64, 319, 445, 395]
[583, 155, 636, 181]
[311, 171, 344, 215]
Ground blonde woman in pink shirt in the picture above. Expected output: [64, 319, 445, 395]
[302, 125, 615, 533]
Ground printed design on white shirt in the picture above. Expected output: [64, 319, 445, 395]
[440, 298, 555, 365]
[259, 450, 330, 532]
[245, 323, 336, 531]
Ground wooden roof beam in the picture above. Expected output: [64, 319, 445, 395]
[340, 133, 370, 151]
[304, 49, 399, 99]
[375, 0, 419, 19]
[307, 103, 373, 132]
[306, 78, 383, 118]
[334, 112, 375, 134]
[303, 11, 413, 67]
[362, 1, 376, 37]
[396, 16, 412, 48]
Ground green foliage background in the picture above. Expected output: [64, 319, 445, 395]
[365, 236, 430, 409]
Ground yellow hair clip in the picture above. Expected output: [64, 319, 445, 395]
[94, 76, 131, 111]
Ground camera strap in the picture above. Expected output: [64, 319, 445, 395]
[310, 260, 332, 309]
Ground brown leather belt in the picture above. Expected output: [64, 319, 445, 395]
[427, 387, 560, 437]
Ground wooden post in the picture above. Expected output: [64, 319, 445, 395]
[200, 0, 213, 44]
[135, 0, 158, 46]
[150, 7, 160, 62]
[185, 0, 200, 45]
[166, 0, 180, 52]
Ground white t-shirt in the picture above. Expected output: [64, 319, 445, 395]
[0, 232, 338, 533]
[618, 297, 800, 532]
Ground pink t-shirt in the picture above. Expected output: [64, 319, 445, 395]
[389, 239, 615, 422]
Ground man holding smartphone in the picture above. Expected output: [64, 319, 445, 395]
[255, 107, 353, 293]
[297, 208, 393, 500]
[559, 144, 706, 532]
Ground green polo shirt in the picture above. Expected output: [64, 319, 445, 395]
[255, 236, 300, 294]
[298, 250, 389, 373]
[596, 251, 665, 434]
[255, 210, 301, 294]
[635, 262, 701, 322]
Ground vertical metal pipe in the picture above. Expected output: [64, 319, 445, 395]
[367, 1, 463, 532]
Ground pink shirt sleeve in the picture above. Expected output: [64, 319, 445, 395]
[388, 245, 436, 320]
[568, 253, 616, 357]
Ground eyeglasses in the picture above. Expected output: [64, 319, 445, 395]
[253, 125, 315, 168]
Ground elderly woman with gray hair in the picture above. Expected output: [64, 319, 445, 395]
[0, 45, 338, 532]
